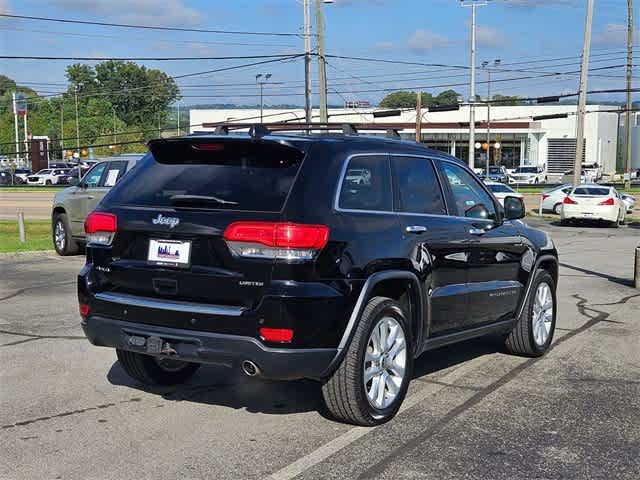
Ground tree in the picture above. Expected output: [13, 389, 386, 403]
[491, 94, 522, 106]
[379, 90, 461, 109]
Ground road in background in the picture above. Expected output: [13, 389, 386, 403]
[1, 220, 639, 479]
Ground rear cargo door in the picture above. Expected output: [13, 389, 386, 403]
[93, 138, 307, 310]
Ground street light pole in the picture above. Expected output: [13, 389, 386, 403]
[60, 101, 64, 157]
[624, 0, 634, 190]
[483, 59, 501, 171]
[461, 1, 486, 169]
[303, 0, 312, 123]
[574, 0, 594, 187]
[112, 107, 117, 144]
[316, 0, 328, 123]
[256, 73, 272, 123]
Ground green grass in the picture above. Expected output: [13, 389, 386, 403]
[0, 186, 65, 193]
[0, 220, 53, 253]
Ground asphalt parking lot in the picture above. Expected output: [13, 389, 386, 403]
[1, 219, 638, 480]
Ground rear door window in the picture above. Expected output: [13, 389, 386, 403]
[392, 156, 446, 215]
[338, 155, 392, 211]
[102, 161, 128, 187]
[107, 141, 305, 212]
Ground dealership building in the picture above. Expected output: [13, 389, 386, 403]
[190, 105, 639, 178]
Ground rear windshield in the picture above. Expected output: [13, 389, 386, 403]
[573, 187, 610, 196]
[106, 140, 305, 212]
[488, 184, 513, 193]
[488, 167, 503, 174]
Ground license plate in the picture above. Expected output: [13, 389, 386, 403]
[147, 239, 191, 267]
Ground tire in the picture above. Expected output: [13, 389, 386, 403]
[116, 349, 200, 385]
[52, 212, 79, 256]
[505, 270, 556, 357]
[321, 296, 413, 426]
[552, 203, 562, 215]
[534, 178, 539, 184]
[45, 179, 52, 185]
[560, 218, 570, 226]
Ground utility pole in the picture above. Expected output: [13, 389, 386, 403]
[23, 111, 28, 164]
[12, 92, 20, 164]
[461, 1, 486, 169]
[177, 103, 181, 135]
[574, 0, 594, 187]
[316, 0, 328, 123]
[112, 107, 117, 144]
[60, 101, 64, 157]
[303, 0, 312, 123]
[483, 59, 501, 171]
[74, 85, 80, 153]
[415, 92, 422, 143]
[624, 0, 634, 190]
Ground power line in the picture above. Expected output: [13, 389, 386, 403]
[0, 13, 308, 37]
[0, 53, 304, 61]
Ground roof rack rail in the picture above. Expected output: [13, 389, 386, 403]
[214, 125, 229, 135]
[385, 128, 401, 139]
[248, 124, 270, 139]
[341, 123, 358, 135]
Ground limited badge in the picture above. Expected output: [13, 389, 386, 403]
[146, 336, 163, 354]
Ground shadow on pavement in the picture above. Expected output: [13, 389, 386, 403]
[106, 336, 501, 418]
[559, 262, 635, 287]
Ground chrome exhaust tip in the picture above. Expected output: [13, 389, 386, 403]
[242, 360, 260, 377]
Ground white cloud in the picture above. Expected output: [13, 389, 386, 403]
[373, 41, 394, 52]
[0, 0, 10, 13]
[48, 0, 201, 26]
[476, 25, 506, 48]
[407, 30, 450, 52]
[594, 23, 638, 46]
[504, 0, 579, 8]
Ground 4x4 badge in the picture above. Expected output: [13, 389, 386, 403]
[152, 214, 180, 229]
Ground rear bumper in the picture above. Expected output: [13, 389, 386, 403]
[561, 205, 619, 222]
[82, 315, 337, 380]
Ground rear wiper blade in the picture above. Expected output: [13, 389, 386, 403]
[169, 194, 239, 206]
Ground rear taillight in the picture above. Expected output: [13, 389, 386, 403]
[541, 194, 550, 201]
[84, 212, 117, 246]
[79, 303, 90, 318]
[224, 221, 329, 261]
[563, 196, 578, 205]
[598, 198, 615, 206]
[259, 327, 294, 344]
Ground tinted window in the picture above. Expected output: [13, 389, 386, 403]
[83, 163, 107, 188]
[440, 162, 497, 220]
[488, 167, 503, 174]
[108, 142, 304, 212]
[393, 156, 446, 215]
[339, 155, 391, 211]
[516, 167, 538, 173]
[573, 187, 610, 196]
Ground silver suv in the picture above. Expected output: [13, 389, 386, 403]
[51, 155, 142, 255]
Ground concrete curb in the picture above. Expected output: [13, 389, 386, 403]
[0, 249, 57, 257]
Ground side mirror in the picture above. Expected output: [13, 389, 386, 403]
[465, 203, 490, 220]
[504, 196, 525, 220]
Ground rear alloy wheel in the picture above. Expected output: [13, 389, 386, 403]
[505, 269, 556, 357]
[45, 180, 52, 185]
[553, 203, 562, 215]
[52, 212, 79, 256]
[116, 349, 200, 385]
[322, 296, 412, 426]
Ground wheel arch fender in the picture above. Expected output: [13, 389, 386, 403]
[515, 254, 558, 320]
[321, 270, 425, 378]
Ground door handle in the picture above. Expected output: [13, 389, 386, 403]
[405, 225, 427, 234]
[469, 227, 486, 235]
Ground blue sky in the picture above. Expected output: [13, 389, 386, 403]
[0, 0, 637, 106]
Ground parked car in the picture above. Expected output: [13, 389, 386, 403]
[479, 165, 508, 183]
[49, 162, 76, 169]
[14, 168, 31, 183]
[560, 164, 601, 185]
[620, 193, 636, 214]
[51, 155, 142, 255]
[540, 184, 573, 214]
[484, 181, 525, 206]
[77, 131, 559, 426]
[508, 166, 546, 185]
[56, 168, 83, 185]
[560, 184, 626, 227]
[26, 168, 70, 185]
[0, 169, 23, 185]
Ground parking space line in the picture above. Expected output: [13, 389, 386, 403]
[266, 356, 491, 480]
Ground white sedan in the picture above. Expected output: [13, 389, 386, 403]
[26, 168, 70, 185]
[560, 185, 626, 227]
[540, 184, 573, 214]
[484, 181, 524, 206]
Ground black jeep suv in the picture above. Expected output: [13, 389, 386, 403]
[78, 129, 558, 426]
